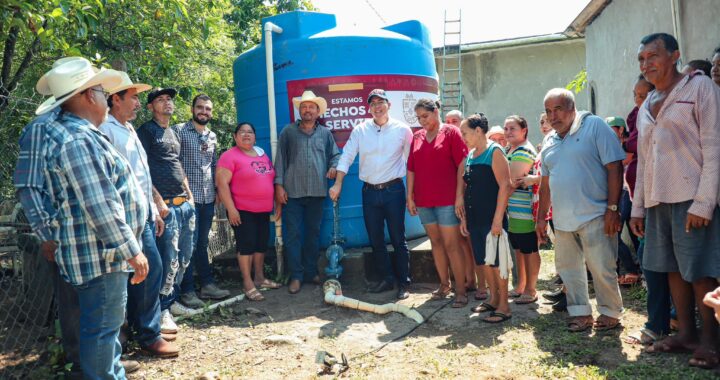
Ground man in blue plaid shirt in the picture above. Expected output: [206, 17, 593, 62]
[24, 58, 148, 379]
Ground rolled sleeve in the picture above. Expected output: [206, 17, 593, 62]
[595, 120, 627, 166]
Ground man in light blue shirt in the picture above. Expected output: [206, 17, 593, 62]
[536, 88, 625, 332]
[100, 72, 178, 358]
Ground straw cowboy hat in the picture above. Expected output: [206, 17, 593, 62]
[292, 90, 327, 115]
[486, 125, 505, 138]
[106, 72, 152, 96]
[35, 57, 122, 115]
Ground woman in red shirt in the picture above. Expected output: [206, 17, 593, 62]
[407, 99, 469, 308]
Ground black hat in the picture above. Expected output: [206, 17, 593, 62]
[146, 87, 177, 105]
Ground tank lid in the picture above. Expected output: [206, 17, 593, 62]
[260, 11, 336, 43]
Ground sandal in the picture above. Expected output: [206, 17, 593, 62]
[431, 285, 452, 300]
[482, 311, 512, 324]
[471, 302, 496, 313]
[255, 279, 282, 289]
[244, 288, 265, 301]
[509, 289, 522, 298]
[593, 315, 621, 331]
[451, 295, 469, 308]
[474, 288, 489, 301]
[567, 316, 594, 332]
[689, 347, 720, 369]
[645, 336, 695, 354]
[514, 294, 538, 305]
[624, 328, 661, 345]
[618, 273, 641, 286]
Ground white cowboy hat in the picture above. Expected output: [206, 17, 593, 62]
[35, 58, 123, 115]
[486, 125, 505, 138]
[292, 90, 327, 115]
[106, 71, 151, 96]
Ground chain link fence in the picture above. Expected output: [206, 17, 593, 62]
[0, 92, 236, 378]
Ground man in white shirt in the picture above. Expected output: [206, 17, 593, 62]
[329, 89, 413, 299]
[99, 72, 179, 358]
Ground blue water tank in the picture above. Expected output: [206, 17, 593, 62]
[233, 11, 438, 248]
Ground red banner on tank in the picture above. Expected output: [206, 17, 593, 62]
[287, 75, 438, 148]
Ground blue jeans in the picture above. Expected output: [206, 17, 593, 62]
[75, 272, 129, 380]
[126, 218, 162, 347]
[181, 202, 216, 294]
[284, 197, 324, 282]
[362, 181, 410, 285]
[637, 237, 672, 335]
[54, 265, 82, 379]
[158, 201, 196, 310]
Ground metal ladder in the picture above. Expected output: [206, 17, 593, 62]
[440, 9, 462, 115]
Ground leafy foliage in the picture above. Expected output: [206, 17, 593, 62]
[566, 68, 587, 94]
[0, 0, 313, 198]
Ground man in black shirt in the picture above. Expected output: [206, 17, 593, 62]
[137, 88, 196, 334]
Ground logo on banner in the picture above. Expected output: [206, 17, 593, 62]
[402, 93, 418, 125]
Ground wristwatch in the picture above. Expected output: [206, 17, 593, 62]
[607, 204, 618, 212]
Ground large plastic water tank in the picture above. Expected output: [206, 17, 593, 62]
[233, 11, 439, 248]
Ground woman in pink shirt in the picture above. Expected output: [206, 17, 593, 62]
[216, 122, 280, 301]
[407, 99, 469, 308]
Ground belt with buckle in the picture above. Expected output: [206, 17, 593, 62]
[163, 196, 187, 206]
[364, 178, 402, 191]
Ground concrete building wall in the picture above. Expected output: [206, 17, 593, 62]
[441, 39, 586, 145]
[585, 0, 720, 120]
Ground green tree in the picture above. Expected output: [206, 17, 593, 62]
[0, 0, 313, 198]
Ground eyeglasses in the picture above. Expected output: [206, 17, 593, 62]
[89, 88, 109, 99]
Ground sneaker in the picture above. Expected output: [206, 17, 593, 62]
[180, 292, 205, 308]
[199, 283, 231, 300]
[170, 302, 195, 317]
[160, 310, 178, 334]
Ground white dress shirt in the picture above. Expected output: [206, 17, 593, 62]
[100, 114, 158, 219]
[336, 117, 413, 185]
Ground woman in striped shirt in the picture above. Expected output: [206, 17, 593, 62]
[504, 115, 540, 305]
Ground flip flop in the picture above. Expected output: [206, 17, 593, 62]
[645, 336, 695, 354]
[451, 295, 469, 308]
[624, 328, 662, 346]
[243, 288, 265, 301]
[482, 311, 511, 324]
[509, 290, 522, 298]
[255, 279, 282, 289]
[514, 294, 538, 305]
[431, 286, 452, 300]
[474, 288, 489, 301]
[689, 347, 720, 369]
[471, 302, 496, 313]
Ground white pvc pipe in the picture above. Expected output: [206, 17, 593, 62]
[264, 21, 284, 275]
[323, 280, 424, 324]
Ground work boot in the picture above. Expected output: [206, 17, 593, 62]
[170, 302, 195, 317]
[397, 284, 410, 300]
[200, 283, 231, 300]
[369, 280, 393, 294]
[552, 294, 568, 312]
[160, 309, 178, 334]
[180, 292, 205, 308]
[141, 338, 180, 358]
[121, 359, 141, 374]
[543, 286, 565, 302]
[288, 279, 301, 294]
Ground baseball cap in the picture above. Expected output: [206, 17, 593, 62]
[367, 89, 389, 103]
[146, 87, 177, 105]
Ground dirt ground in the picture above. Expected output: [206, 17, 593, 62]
[126, 250, 720, 380]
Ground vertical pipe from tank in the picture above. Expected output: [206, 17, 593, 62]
[264, 21, 284, 275]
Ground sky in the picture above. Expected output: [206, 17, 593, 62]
[312, 0, 592, 47]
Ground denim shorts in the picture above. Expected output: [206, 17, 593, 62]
[417, 205, 459, 226]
